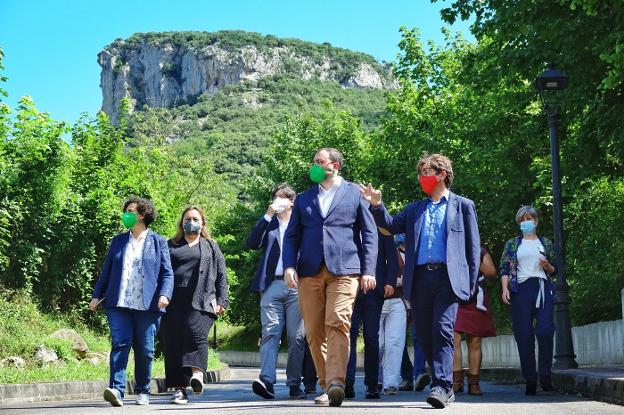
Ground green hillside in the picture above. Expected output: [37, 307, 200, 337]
[127, 75, 388, 185]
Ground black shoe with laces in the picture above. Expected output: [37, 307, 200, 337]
[365, 385, 380, 399]
[289, 385, 306, 399]
[525, 380, 537, 395]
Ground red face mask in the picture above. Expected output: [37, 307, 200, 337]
[418, 175, 439, 195]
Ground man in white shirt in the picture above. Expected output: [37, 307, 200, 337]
[247, 184, 308, 400]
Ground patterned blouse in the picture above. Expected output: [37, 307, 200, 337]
[116, 230, 148, 310]
[499, 235, 556, 294]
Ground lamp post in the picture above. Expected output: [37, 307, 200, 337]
[535, 63, 578, 369]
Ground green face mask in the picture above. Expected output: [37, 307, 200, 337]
[309, 164, 328, 184]
[121, 212, 138, 229]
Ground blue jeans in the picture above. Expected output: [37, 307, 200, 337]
[106, 308, 161, 397]
[259, 280, 305, 387]
[346, 290, 383, 387]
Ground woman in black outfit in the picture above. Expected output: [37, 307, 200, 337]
[163, 206, 229, 404]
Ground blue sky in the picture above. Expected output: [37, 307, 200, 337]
[0, 0, 473, 124]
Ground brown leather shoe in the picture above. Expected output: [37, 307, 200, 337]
[467, 373, 483, 395]
[452, 370, 464, 393]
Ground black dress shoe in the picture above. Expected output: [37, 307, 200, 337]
[540, 376, 555, 391]
[289, 385, 306, 399]
[365, 385, 380, 399]
[525, 380, 537, 395]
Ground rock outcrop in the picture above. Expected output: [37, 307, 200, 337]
[99, 31, 396, 122]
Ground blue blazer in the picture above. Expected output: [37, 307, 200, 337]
[282, 180, 378, 277]
[370, 192, 480, 302]
[246, 216, 282, 292]
[92, 230, 174, 312]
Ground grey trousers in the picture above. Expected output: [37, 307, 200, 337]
[259, 279, 305, 386]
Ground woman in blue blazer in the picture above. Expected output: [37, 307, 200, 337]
[89, 197, 174, 407]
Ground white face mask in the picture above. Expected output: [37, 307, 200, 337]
[271, 197, 291, 214]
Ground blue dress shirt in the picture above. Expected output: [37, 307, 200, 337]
[416, 195, 448, 265]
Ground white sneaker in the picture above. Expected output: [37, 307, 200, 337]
[103, 387, 123, 407]
[190, 375, 204, 395]
[170, 388, 188, 404]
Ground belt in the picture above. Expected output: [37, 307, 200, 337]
[273, 275, 284, 280]
[416, 263, 446, 271]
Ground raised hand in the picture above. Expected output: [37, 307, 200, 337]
[358, 183, 382, 207]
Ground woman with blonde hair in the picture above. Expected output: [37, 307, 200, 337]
[162, 206, 229, 404]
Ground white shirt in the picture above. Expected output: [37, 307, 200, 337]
[263, 214, 290, 276]
[117, 229, 148, 310]
[517, 238, 547, 284]
[517, 238, 548, 308]
[318, 176, 343, 218]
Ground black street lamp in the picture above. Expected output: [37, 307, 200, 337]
[535, 63, 578, 370]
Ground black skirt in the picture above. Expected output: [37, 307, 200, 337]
[163, 287, 215, 388]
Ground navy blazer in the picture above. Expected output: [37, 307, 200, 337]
[374, 231, 399, 295]
[92, 230, 174, 312]
[370, 192, 480, 302]
[246, 216, 282, 292]
[282, 180, 378, 277]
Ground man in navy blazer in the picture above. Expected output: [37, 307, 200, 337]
[345, 229, 398, 399]
[246, 184, 311, 400]
[282, 148, 378, 407]
[361, 154, 480, 408]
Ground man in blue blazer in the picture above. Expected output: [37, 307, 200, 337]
[360, 154, 480, 408]
[246, 184, 311, 400]
[345, 229, 398, 399]
[283, 148, 378, 407]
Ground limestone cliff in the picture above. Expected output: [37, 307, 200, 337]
[98, 31, 396, 121]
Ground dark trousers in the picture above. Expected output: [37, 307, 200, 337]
[162, 298, 215, 388]
[302, 338, 318, 391]
[411, 268, 458, 392]
[346, 290, 384, 387]
[510, 278, 555, 383]
[401, 324, 427, 381]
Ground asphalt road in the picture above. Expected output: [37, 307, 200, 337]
[1, 368, 622, 414]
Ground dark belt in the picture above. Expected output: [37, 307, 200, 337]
[416, 263, 446, 271]
[274, 275, 284, 280]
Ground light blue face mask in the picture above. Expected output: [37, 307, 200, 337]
[520, 220, 537, 234]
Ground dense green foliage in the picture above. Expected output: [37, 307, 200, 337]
[428, 0, 624, 327]
[0, 48, 236, 322]
[137, 76, 388, 186]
